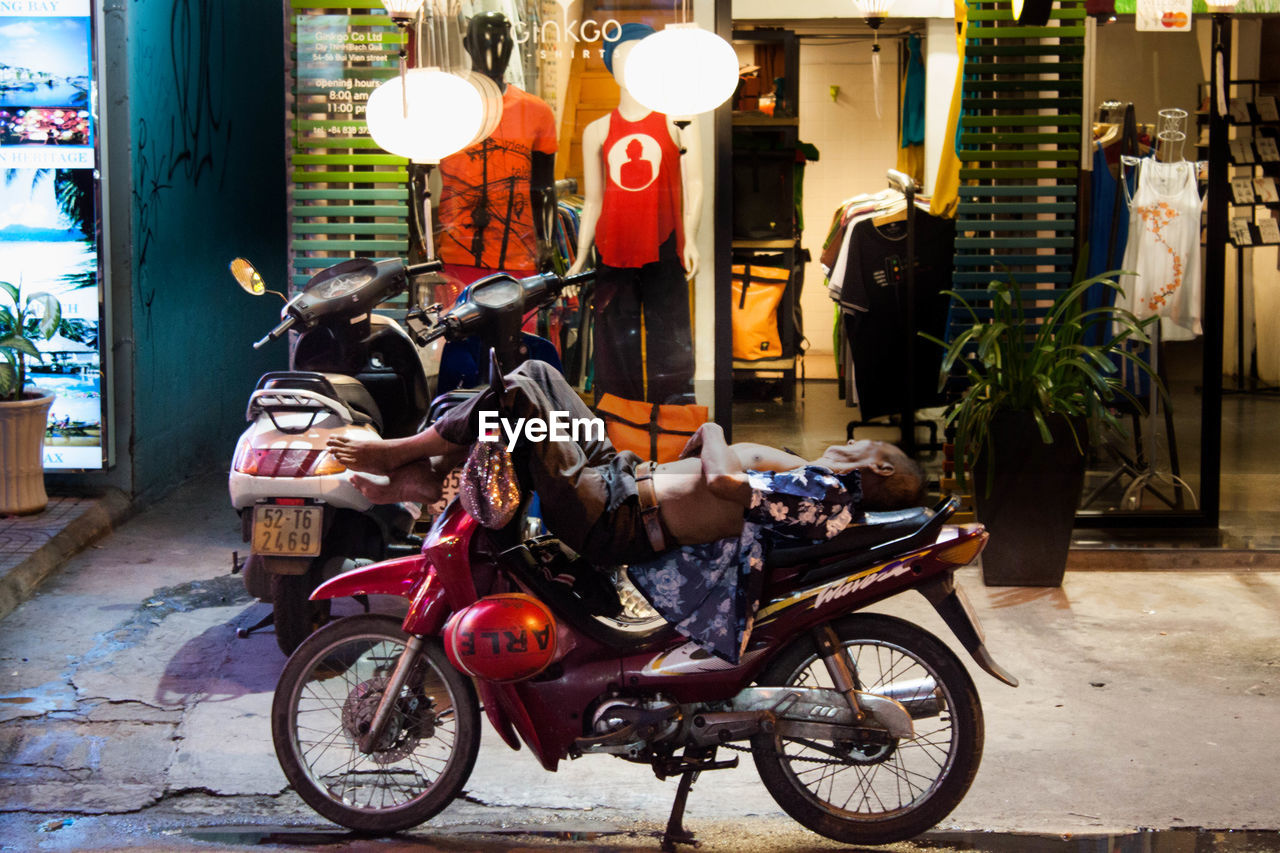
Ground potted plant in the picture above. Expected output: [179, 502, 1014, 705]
[0, 279, 61, 515]
[925, 271, 1161, 586]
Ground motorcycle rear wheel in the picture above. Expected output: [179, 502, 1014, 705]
[271, 567, 331, 656]
[751, 614, 983, 846]
[271, 614, 480, 833]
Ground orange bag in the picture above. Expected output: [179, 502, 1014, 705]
[731, 263, 789, 360]
[595, 394, 708, 463]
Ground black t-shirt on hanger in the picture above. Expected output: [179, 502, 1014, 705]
[837, 213, 955, 420]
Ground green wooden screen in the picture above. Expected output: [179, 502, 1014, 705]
[289, 1, 409, 292]
[949, 0, 1086, 330]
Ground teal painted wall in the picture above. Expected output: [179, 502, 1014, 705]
[127, 0, 287, 500]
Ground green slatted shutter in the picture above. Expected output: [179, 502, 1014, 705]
[290, 2, 409, 293]
[949, 0, 1086, 330]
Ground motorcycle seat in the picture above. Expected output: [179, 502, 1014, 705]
[765, 507, 934, 570]
[257, 371, 383, 431]
[319, 373, 383, 431]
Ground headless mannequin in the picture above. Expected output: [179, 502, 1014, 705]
[569, 37, 703, 402]
[436, 13, 557, 277]
[568, 39, 702, 280]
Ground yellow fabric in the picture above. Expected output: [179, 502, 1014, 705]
[897, 144, 925, 187]
[730, 264, 788, 361]
[929, 0, 969, 220]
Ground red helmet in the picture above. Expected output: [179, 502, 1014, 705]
[444, 593, 558, 682]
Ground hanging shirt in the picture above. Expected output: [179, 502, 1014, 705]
[595, 109, 684, 268]
[626, 467, 863, 662]
[1117, 158, 1204, 342]
[437, 85, 558, 272]
[836, 214, 956, 419]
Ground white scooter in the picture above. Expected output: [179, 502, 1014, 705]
[227, 257, 446, 654]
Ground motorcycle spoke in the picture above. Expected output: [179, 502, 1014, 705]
[301, 662, 462, 810]
[785, 737, 863, 763]
[772, 638, 963, 818]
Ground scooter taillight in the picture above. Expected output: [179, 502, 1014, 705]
[234, 446, 346, 477]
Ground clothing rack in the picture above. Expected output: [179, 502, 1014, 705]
[1081, 109, 1199, 511]
[844, 169, 940, 458]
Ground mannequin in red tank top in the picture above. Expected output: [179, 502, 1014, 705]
[568, 25, 703, 404]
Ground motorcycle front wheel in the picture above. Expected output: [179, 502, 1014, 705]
[751, 614, 983, 846]
[271, 614, 480, 833]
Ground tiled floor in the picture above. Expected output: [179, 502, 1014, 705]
[0, 496, 100, 577]
[731, 377, 1280, 552]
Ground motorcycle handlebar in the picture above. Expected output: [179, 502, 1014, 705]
[406, 259, 444, 278]
[253, 315, 295, 350]
[559, 269, 595, 291]
[413, 268, 596, 347]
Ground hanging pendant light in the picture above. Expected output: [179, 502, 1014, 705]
[855, 0, 894, 119]
[365, 67, 485, 163]
[854, 0, 894, 27]
[379, 0, 426, 23]
[620, 21, 740, 118]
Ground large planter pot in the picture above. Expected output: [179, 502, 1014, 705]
[0, 389, 55, 516]
[972, 411, 1087, 587]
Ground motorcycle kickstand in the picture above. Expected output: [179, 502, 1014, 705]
[236, 610, 274, 639]
[660, 747, 737, 852]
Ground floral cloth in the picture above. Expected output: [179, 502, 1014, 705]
[626, 466, 863, 662]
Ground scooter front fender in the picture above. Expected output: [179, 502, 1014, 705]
[310, 554, 427, 600]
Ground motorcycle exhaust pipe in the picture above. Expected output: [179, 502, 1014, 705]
[874, 678, 946, 719]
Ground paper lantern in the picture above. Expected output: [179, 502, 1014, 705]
[621, 23, 739, 118]
[365, 67, 485, 163]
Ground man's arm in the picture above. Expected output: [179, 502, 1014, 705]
[686, 423, 751, 506]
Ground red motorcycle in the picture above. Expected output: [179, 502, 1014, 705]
[269, 272, 1018, 850]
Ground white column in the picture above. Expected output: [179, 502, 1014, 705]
[923, 15, 959, 196]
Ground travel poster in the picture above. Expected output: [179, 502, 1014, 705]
[0, 0, 105, 469]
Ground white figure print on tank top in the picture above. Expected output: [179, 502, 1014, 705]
[1117, 158, 1204, 342]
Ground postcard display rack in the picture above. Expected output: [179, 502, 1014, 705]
[1199, 79, 1280, 393]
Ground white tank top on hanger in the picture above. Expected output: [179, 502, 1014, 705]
[1117, 158, 1204, 342]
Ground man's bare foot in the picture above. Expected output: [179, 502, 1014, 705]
[328, 435, 404, 475]
[348, 460, 443, 504]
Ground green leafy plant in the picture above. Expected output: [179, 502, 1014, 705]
[0, 279, 62, 401]
[923, 270, 1163, 494]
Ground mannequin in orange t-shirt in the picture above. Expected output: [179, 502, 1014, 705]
[436, 12, 557, 290]
[568, 24, 702, 404]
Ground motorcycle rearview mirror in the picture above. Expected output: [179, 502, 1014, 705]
[230, 258, 286, 302]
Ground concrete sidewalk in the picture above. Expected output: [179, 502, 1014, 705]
[0, 472, 1278, 851]
[0, 489, 132, 622]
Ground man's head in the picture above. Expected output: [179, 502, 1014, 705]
[819, 440, 926, 510]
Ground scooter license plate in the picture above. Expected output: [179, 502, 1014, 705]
[252, 504, 323, 556]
